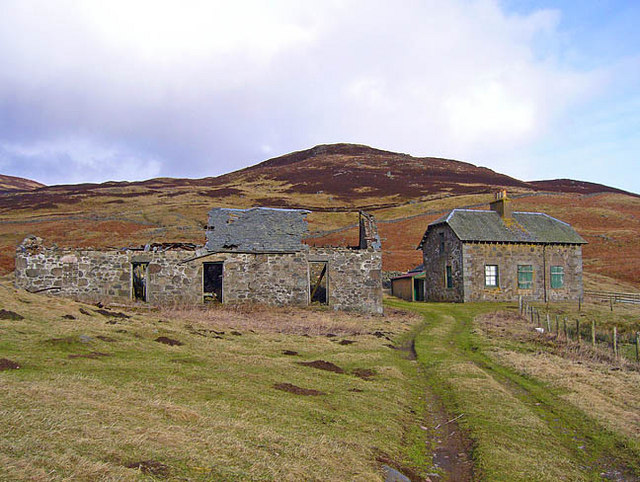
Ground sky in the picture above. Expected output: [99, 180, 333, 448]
[0, 0, 638, 193]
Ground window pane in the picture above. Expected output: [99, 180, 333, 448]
[518, 265, 533, 289]
[551, 265, 564, 289]
[485, 265, 498, 287]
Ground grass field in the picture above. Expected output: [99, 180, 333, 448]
[3, 277, 640, 481]
[387, 299, 640, 481]
[0, 281, 436, 481]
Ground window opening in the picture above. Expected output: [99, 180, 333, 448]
[203, 262, 223, 303]
[132, 262, 148, 302]
[551, 266, 564, 289]
[445, 265, 453, 289]
[309, 262, 328, 304]
[439, 232, 445, 253]
[518, 265, 534, 289]
[485, 265, 499, 287]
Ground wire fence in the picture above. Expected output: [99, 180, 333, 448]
[519, 296, 640, 364]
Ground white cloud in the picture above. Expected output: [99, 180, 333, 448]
[0, 0, 614, 185]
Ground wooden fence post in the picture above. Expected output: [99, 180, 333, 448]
[576, 320, 581, 346]
[536, 311, 541, 327]
[564, 317, 568, 340]
[636, 332, 639, 362]
[531, 309, 534, 324]
[578, 296, 582, 312]
[613, 327, 617, 358]
[591, 320, 596, 347]
[519, 295, 523, 315]
[546, 313, 551, 332]
[610, 296, 613, 312]
[555, 315, 559, 337]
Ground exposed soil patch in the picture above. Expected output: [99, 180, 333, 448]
[95, 309, 130, 319]
[0, 358, 20, 370]
[274, 382, 325, 396]
[155, 336, 184, 346]
[348, 388, 364, 393]
[297, 360, 345, 374]
[0, 309, 24, 320]
[68, 352, 110, 359]
[79, 308, 93, 316]
[125, 460, 170, 477]
[96, 335, 117, 342]
[282, 350, 299, 356]
[230, 330, 242, 336]
[338, 339, 356, 345]
[62, 314, 76, 320]
[352, 368, 376, 379]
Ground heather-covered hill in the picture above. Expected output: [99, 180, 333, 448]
[0, 144, 638, 287]
[0, 174, 45, 192]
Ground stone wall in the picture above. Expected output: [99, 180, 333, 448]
[15, 236, 383, 313]
[14, 238, 202, 303]
[309, 247, 382, 314]
[462, 242, 583, 302]
[422, 225, 464, 302]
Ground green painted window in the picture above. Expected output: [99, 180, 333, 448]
[551, 266, 564, 288]
[485, 265, 498, 287]
[446, 265, 453, 288]
[517, 265, 533, 289]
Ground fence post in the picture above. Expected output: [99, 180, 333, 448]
[531, 309, 534, 324]
[536, 311, 541, 327]
[578, 296, 582, 312]
[564, 317, 568, 340]
[555, 315, 559, 337]
[546, 313, 551, 332]
[519, 295, 523, 315]
[576, 320, 581, 346]
[610, 296, 613, 312]
[591, 320, 596, 347]
[636, 332, 639, 362]
[613, 327, 617, 358]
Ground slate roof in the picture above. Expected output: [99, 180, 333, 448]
[206, 207, 310, 253]
[418, 209, 586, 248]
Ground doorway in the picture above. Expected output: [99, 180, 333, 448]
[414, 278, 425, 302]
[203, 262, 223, 303]
[132, 262, 148, 302]
[309, 261, 328, 305]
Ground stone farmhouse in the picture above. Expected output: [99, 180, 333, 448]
[15, 208, 383, 314]
[417, 191, 586, 302]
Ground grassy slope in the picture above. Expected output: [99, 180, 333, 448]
[387, 299, 640, 481]
[0, 281, 433, 481]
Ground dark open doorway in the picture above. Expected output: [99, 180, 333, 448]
[203, 262, 223, 303]
[309, 261, 328, 305]
[132, 262, 148, 302]
[414, 278, 425, 302]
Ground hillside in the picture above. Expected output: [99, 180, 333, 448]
[0, 174, 45, 192]
[0, 143, 638, 287]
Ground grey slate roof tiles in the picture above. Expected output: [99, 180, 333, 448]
[419, 209, 586, 247]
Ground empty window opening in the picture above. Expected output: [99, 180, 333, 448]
[203, 262, 224, 303]
[485, 265, 499, 287]
[309, 262, 328, 305]
[132, 262, 148, 302]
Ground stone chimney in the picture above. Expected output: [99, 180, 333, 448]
[489, 190, 512, 219]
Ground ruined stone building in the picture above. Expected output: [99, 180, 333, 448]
[417, 191, 586, 302]
[15, 208, 383, 314]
